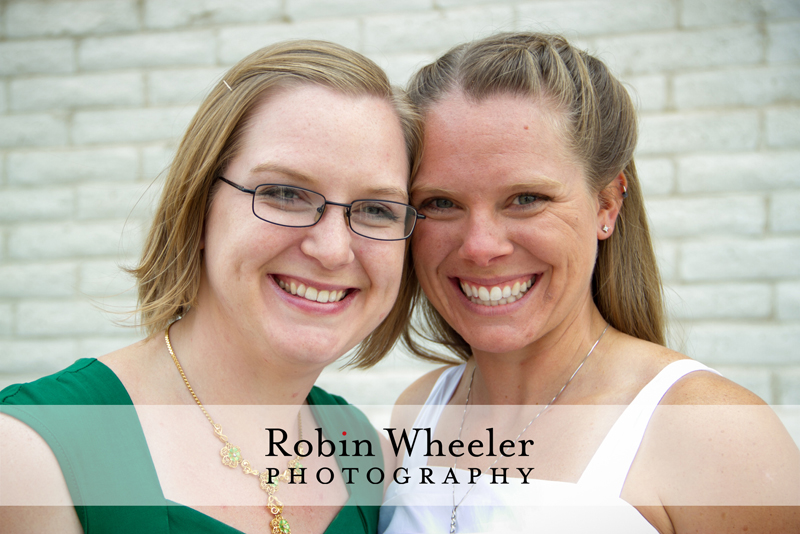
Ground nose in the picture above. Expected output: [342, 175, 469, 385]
[300, 204, 356, 269]
[457, 211, 514, 267]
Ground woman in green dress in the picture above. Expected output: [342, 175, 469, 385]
[0, 40, 422, 534]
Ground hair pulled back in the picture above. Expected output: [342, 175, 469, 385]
[403, 32, 664, 363]
[132, 40, 422, 368]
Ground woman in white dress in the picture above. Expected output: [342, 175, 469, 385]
[379, 32, 799, 534]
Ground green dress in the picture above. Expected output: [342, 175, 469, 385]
[0, 358, 383, 533]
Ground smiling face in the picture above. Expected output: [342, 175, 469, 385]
[198, 84, 409, 367]
[411, 92, 609, 355]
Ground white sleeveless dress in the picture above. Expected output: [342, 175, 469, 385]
[379, 359, 718, 534]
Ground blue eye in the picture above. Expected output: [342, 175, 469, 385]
[513, 194, 538, 205]
[350, 201, 401, 226]
[430, 199, 454, 209]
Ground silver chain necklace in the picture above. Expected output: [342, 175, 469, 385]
[448, 323, 610, 534]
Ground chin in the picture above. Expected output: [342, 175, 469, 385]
[459, 329, 529, 355]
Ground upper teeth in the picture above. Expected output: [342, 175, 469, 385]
[460, 278, 533, 306]
[278, 279, 347, 303]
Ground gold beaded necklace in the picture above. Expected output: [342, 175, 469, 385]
[165, 328, 304, 534]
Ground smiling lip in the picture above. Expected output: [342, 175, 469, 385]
[457, 276, 536, 307]
[273, 275, 351, 304]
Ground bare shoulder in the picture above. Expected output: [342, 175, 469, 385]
[662, 362, 766, 406]
[99, 334, 159, 375]
[627, 349, 800, 533]
[394, 364, 461, 406]
[99, 334, 177, 404]
[0, 413, 82, 532]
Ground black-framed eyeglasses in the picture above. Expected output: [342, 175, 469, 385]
[217, 177, 425, 241]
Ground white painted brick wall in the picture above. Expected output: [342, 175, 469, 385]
[76, 182, 158, 220]
[371, 52, 440, 88]
[768, 21, 800, 63]
[0, 82, 7, 115]
[516, 0, 676, 37]
[766, 107, 800, 147]
[677, 152, 800, 192]
[4, 0, 139, 38]
[72, 107, 197, 145]
[778, 282, 800, 320]
[779, 369, 800, 404]
[0, 39, 75, 76]
[79, 31, 217, 71]
[681, 238, 800, 280]
[674, 67, 800, 109]
[16, 300, 128, 336]
[0, 304, 11, 336]
[648, 195, 766, 238]
[591, 27, 764, 75]
[0, 187, 74, 222]
[680, 0, 767, 27]
[8, 221, 142, 260]
[141, 144, 176, 179]
[288, 0, 428, 21]
[0, 339, 79, 375]
[7, 148, 138, 184]
[220, 20, 362, 64]
[638, 111, 759, 155]
[0, 262, 77, 298]
[664, 283, 772, 320]
[0, 0, 798, 409]
[621, 74, 667, 112]
[686, 324, 800, 365]
[0, 114, 68, 148]
[363, 6, 515, 54]
[148, 67, 226, 106]
[10, 73, 145, 112]
[143, 0, 283, 29]
[771, 191, 800, 232]
[79, 259, 137, 297]
[654, 240, 679, 282]
[635, 158, 674, 196]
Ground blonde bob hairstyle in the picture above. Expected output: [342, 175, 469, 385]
[132, 40, 422, 368]
[403, 32, 665, 363]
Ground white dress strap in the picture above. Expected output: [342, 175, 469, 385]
[402, 364, 466, 470]
[578, 359, 720, 495]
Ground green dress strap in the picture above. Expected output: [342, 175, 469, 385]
[0, 358, 169, 533]
[1, 359, 384, 534]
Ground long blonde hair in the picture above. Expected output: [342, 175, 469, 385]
[403, 32, 665, 363]
[132, 40, 422, 368]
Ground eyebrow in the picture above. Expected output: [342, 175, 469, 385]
[412, 176, 564, 196]
[250, 162, 315, 184]
[250, 162, 408, 201]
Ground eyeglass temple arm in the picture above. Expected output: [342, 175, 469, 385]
[217, 177, 257, 194]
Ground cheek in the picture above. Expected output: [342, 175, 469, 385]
[411, 224, 453, 272]
[366, 243, 406, 294]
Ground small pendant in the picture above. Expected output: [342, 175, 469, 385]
[450, 509, 457, 533]
[271, 514, 291, 534]
[221, 443, 242, 468]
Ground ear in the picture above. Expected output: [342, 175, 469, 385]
[596, 172, 627, 240]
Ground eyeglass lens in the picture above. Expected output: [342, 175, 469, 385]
[252, 184, 416, 240]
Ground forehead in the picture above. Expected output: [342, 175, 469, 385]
[228, 84, 409, 195]
[413, 92, 584, 191]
